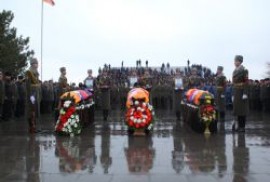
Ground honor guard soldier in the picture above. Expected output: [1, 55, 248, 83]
[58, 67, 69, 96]
[215, 66, 227, 121]
[25, 58, 41, 133]
[188, 67, 203, 89]
[0, 70, 4, 121]
[98, 70, 111, 121]
[232, 55, 249, 132]
[2, 72, 16, 121]
[174, 69, 185, 120]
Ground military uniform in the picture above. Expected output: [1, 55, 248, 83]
[215, 67, 227, 120]
[98, 73, 111, 120]
[15, 78, 26, 117]
[58, 67, 69, 96]
[25, 58, 41, 133]
[232, 55, 249, 132]
[188, 74, 203, 89]
[0, 73, 4, 120]
[2, 73, 15, 121]
[260, 82, 266, 112]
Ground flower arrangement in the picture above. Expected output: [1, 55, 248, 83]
[55, 98, 82, 136]
[126, 100, 154, 130]
[200, 105, 216, 134]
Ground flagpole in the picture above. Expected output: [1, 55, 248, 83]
[41, 0, 44, 81]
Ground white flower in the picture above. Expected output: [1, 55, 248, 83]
[148, 124, 153, 130]
[134, 119, 138, 123]
[130, 116, 134, 120]
[63, 100, 72, 108]
[137, 107, 142, 111]
[134, 101, 139, 106]
[74, 123, 78, 128]
[60, 109, 66, 115]
[137, 119, 142, 123]
[142, 119, 146, 123]
[142, 103, 147, 107]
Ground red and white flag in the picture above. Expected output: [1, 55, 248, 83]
[43, 0, 55, 6]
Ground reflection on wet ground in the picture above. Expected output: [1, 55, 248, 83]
[0, 110, 270, 182]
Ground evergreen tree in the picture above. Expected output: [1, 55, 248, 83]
[0, 10, 34, 76]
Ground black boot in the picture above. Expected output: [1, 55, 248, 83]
[220, 111, 225, 121]
[176, 111, 181, 121]
[237, 116, 246, 132]
[103, 110, 108, 121]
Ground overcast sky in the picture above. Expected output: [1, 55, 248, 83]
[1, 0, 270, 83]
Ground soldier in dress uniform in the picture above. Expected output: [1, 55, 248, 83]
[58, 67, 69, 96]
[15, 76, 26, 117]
[188, 67, 203, 89]
[25, 58, 41, 133]
[2, 72, 15, 121]
[232, 55, 249, 132]
[0, 70, 4, 121]
[173, 69, 185, 120]
[98, 70, 111, 121]
[215, 66, 227, 121]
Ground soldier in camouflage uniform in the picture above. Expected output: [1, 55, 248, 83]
[98, 70, 111, 121]
[188, 67, 203, 89]
[215, 66, 227, 121]
[58, 67, 69, 96]
[139, 70, 152, 91]
[232, 55, 249, 132]
[0, 70, 4, 121]
[25, 58, 41, 133]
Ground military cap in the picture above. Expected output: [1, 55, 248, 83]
[234, 55, 243, 63]
[60, 67, 66, 72]
[30, 58, 38, 65]
[217, 66, 223, 71]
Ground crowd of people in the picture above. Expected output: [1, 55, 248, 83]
[0, 56, 269, 133]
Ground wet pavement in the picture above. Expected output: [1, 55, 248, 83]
[0, 110, 270, 182]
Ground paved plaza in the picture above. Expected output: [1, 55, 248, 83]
[0, 110, 270, 182]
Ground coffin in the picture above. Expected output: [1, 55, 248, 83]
[182, 89, 217, 134]
[55, 90, 95, 136]
[125, 88, 154, 135]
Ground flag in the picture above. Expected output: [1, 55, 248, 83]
[43, 0, 55, 6]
